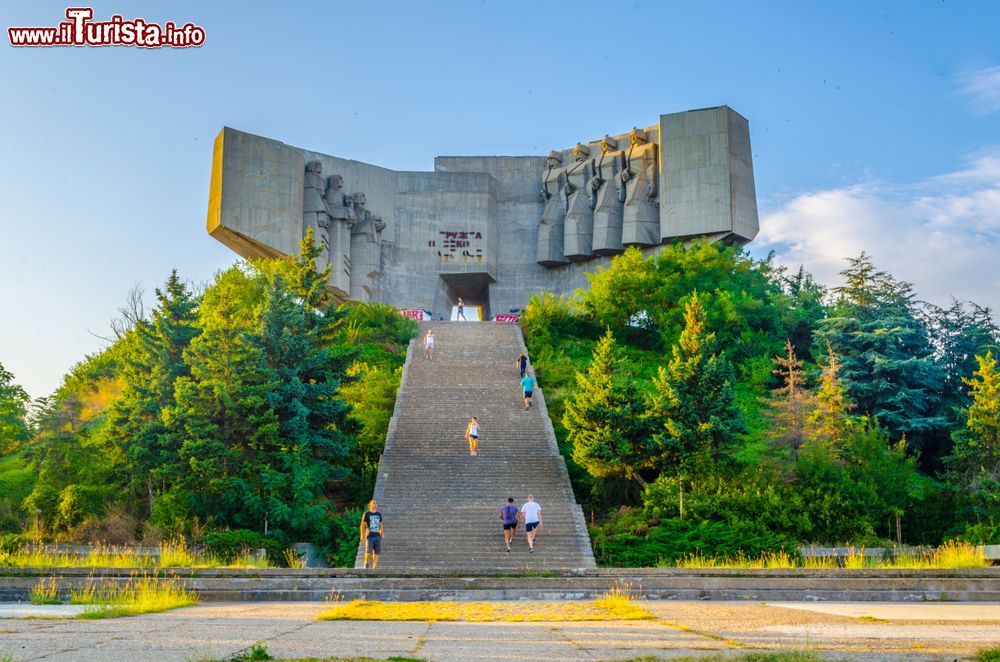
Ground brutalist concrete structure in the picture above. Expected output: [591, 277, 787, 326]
[206, 106, 758, 317]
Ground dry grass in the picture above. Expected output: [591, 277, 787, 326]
[318, 599, 653, 622]
[28, 576, 61, 604]
[0, 541, 274, 569]
[69, 575, 198, 618]
[318, 584, 652, 622]
[673, 542, 989, 570]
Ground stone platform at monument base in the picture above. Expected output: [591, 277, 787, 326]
[4, 567, 1000, 602]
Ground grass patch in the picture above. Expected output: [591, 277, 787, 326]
[318, 587, 653, 623]
[69, 575, 197, 618]
[28, 577, 61, 604]
[672, 541, 990, 570]
[604, 654, 822, 662]
[319, 581, 652, 623]
[226, 642, 274, 660]
[976, 646, 1000, 662]
[0, 541, 275, 569]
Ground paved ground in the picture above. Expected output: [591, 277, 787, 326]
[0, 601, 998, 661]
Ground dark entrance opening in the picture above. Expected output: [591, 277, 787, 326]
[439, 273, 493, 320]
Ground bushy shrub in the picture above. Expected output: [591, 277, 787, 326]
[590, 510, 798, 567]
[0, 533, 24, 554]
[61, 509, 141, 545]
[201, 530, 288, 566]
[325, 509, 363, 567]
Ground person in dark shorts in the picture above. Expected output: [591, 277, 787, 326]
[521, 495, 542, 552]
[499, 497, 519, 552]
[516, 352, 528, 378]
[457, 297, 466, 320]
[520, 371, 536, 411]
[360, 499, 384, 569]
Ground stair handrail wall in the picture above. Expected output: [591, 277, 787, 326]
[515, 325, 597, 567]
[355, 334, 418, 567]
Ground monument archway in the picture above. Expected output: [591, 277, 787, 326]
[439, 273, 492, 320]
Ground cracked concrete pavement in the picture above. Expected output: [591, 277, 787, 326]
[0, 601, 998, 661]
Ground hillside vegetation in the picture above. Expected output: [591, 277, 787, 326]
[522, 243, 1000, 565]
[0, 230, 416, 565]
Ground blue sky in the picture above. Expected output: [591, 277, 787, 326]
[1, 0, 999, 398]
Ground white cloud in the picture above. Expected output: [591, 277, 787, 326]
[957, 65, 1000, 115]
[755, 150, 1000, 314]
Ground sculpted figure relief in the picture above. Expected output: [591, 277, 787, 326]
[562, 143, 596, 260]
[323, 174, 354, 294]
[536, 150, 569, 267]
[590, 135, 626, 254]
[302, 160, 332, 270]
[349, 192, 384, 301]
[620, 128, 660, 246]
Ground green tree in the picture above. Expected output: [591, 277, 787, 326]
[107, 270, 200, 515]
[647, 292, 744, 479]
[0, 362, 31, 454]
[765, 341, 815, 455]
[817, 253, 946, 453]
[564, 329, 651, 486]
[806, 345, 853, 449]
[947, 351, 1000, 528]
[23, 349, 123, 532]
[167, 265, 277, 531]
[255, 268, 357, 538]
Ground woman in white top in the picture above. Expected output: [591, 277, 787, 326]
[423, 328, 435, 360]
[466, 416, 479, 456]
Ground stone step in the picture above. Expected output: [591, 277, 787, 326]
[357, 322, 593, 569]
[6, 568, 1000, 602]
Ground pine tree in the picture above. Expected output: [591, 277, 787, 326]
[106, 270, 200, 515]
[255, 270, 356, 537]
[806, 345, 853, 449]
[765, 341, 815, 454]
[168, 266, 279, 531]
[949, 352, 1000, 485]
[817, 253, 946, 454]
[564, 329, 651, 486]
[647, 292, 744, 478]
[926, 300, 1000, 411]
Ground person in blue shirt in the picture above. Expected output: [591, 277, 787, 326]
[520, 372, 536, 411]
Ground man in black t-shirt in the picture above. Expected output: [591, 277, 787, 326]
[360, 499, 384, 569]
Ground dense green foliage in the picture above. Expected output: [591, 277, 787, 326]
[524, 243, 1000, 563]
[0, 231, 416, 562]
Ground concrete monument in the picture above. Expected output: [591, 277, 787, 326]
[621, 127, 660, 247]
[590, 135, 626, 255]
[206, 105, 759, 317]
[562, 143, 595, 261]
[536, 151, 568, 267]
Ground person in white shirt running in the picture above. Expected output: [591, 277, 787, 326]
[423, 328, 435, 360]
[520, 495, 542, 552]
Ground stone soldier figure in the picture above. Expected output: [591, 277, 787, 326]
[590, 135, 626, 255]
[620, 128, 660, 247]
[324, 174, 355, 294]
[536, 150, 569, 267]
[562, 143, 596, 260]
[303, 160, 332, 270]
[349, 193, 384, 301]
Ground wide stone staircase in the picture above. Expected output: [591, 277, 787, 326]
[355, 321, 595, 570]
